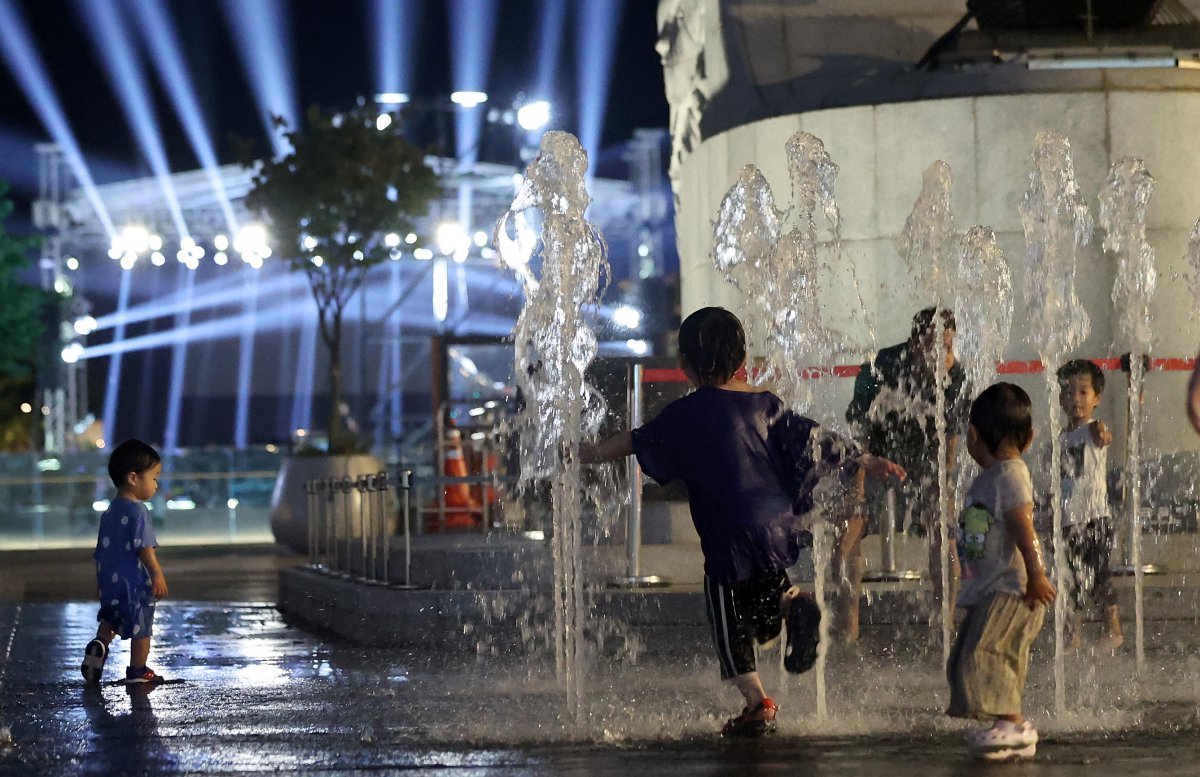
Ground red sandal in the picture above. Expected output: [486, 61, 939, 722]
[720, 697, 778, 738]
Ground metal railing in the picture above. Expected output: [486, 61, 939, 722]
[305, 469, 414, 585]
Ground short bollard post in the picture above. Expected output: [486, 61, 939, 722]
[305, 480, 317, 568]
[313, 479, 327, 571]
[395, 468, 417, 588]
[366, 473, 380, 583]
[339, 476, 354, 577]
[375, 471, 392, 585]
[356, 475, 371, 581]
[324, 478, 337, 573]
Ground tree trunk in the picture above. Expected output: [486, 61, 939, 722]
[326, 311, 346, 453]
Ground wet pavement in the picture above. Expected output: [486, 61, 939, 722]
[3, 549, 1200, 774]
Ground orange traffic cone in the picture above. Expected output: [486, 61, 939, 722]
[426, 426, 482, 532]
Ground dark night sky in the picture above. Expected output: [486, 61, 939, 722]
[0, 0, 669, 227]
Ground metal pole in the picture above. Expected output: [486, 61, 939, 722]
[367, 473, 380, 583]
[357, 475, 370, 581]
[306, 479, 316, 567]
[325, 478, 336, 573]
[881, 487, 897, 575]
[628, 362, 644, 577]
[402, 468, 413, 587]
[340, 476, 354, 577]
[611, 362, 668, 588]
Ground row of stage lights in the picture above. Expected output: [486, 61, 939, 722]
[374, 92, 553, 133]
[108, 224, 271, 270]
[101, 221, 499, 272]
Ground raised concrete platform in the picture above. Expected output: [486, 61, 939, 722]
[278, 530, 1200, 646]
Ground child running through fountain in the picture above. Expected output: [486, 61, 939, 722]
[80, 439, 170, 686]
[580, 307, 906, 737]
[948, 382, 1055, 760]
[1055, 359, 1122, 650]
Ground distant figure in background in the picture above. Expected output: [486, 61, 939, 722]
[581, 307, 905, 738]
[81, 439, 170, 686]
[1188, 351, 1200, 435]
[841, 307, 970, 640]
[1055, 359, 1122, 650]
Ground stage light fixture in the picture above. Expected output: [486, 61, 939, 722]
[517, 100, 551, 131]
[151, 251, 165, 266]
[613, 305, 642, 330]
[375, 91, 409, 105]
[384, 232, 401, 248]
[450, 91, 488, 108]
[121, 225, 151, 255]
[119, 255, 136, 271]
[73, 316, 97, 336]
[66, 257, 79, 270]
[414, 248, 433, 260]
[214, 234, 229, 251]
[436, 221, 470, 256]
[626, 339, 649, 355]
[61, 342, 84, 363]
[405, 232, 417, 244]
[214, 251, 228, 266]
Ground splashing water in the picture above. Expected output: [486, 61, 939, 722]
[712, 131, 864, 718]
[712, 132, 847, 411]
[896, 161, 957, 305]
[953, 227, 1013, 393]
[1019, 131, 1093, 716]
[1187, 219, 1200, 320]
[895, 160, 960, 663]
[496, 131, 611, 722]
[1100, 157, 1157, 671]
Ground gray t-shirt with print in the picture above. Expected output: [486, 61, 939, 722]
[955, 458, 1034, 608]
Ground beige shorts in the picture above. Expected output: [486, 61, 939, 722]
[946, 591, 1045, 719]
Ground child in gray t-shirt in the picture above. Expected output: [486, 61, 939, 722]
[948, 383, 1056, 761]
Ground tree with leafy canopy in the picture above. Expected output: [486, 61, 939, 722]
[0, 184, 48, 451]
[245, 107, 439, 454]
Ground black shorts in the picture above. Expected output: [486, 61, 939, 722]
[1064, 518, 1118, 610]
[704, 570, 790, 680]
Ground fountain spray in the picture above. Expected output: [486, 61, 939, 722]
[711, 131, 856, 719]
[1100, 157, 1157, 671]
[1019, 131, 1093, 715]
[895, 161, 958, 664]
[496, 131, 610, 724]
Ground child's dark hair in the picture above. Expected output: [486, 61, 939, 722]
[910, 306, 956, 341]
[969, 382, 1034, 453]
[108, 439, 161, 488]
[1056, 359, 1105, 396]
[677, 307, 746, 385]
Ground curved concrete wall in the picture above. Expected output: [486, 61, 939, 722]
[674, 89, 1200, 454]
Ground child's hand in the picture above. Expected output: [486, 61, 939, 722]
[1024, 572, 1055, 610]
[1088, 420, 1112, 448]
[151, 573, 168, 600]
[859, 454, 906, 482]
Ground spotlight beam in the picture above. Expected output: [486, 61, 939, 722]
[72, 0, 189, 238]
[82, 296, 312, 360]
[575, 0, 626, 168]
[535, 0, 568, 100]
[372, 0, 421, 98]
[100, 270, 132, 440]
[448, 0, 500, 165]
[162, 264, 193, 455]
[219, 0, 297, 157]
[234, 268, 258, 449]
[128, 0, 240, 235]
[0, 0, 116, 236]
[90, 268, 308, 333]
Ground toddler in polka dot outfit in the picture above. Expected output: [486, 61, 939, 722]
[81, 439, 168, 685]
